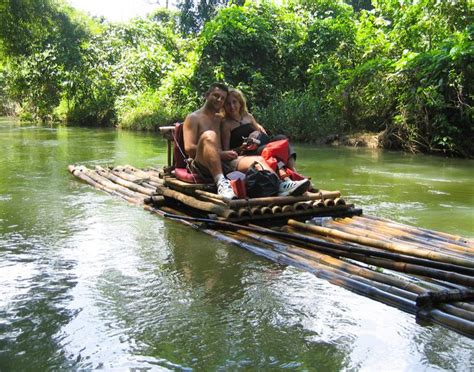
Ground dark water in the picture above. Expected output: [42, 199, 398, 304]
[0, 118, 472, 370]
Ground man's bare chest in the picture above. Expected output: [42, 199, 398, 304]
[198, 120, 221, 136]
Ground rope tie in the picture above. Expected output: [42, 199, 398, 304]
[171, 126, 198, 184]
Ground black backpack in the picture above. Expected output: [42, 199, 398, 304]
[245, 162, 280, 198]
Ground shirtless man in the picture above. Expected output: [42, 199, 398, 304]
[183, 83, 237, 199]
[183, 83, 309, 200]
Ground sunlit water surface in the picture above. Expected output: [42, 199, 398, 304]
[0, 118, 472, 370]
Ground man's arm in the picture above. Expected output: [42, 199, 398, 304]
[183, 113, 199, 159]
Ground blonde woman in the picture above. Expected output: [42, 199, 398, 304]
[221, 88, 297, 170]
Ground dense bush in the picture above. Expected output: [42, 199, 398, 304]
[0, 0, 472, 156]
[254, 90, 346, 142]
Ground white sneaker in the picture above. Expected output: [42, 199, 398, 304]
[217, 179, 236, 200]
[278, 178, 310, 196]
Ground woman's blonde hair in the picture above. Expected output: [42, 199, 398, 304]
[226, 88, 248, 116]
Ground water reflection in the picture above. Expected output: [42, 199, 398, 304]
[0, 234, 79, 370]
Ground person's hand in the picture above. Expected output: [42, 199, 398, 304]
[256, 124, 267, 134]
[221, 150, 238, 161]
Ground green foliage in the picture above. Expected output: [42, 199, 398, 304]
[371, 0, 471, 56]
[0, 0, 471, 156]
[177, 0, 227, 34]
[346, 1, 474, 156]
[388, 36, 473, 156]
[0, 0, 91, 121]
[343, 57, 394, 132]
[193, 3, 308, 106]
[254, 90, 346, 142]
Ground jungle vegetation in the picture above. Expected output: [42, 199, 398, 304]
[0, 0, 472, 156]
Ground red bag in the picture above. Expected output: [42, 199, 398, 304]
[261, 139, 289, 171]
[230, 178, 247, 199]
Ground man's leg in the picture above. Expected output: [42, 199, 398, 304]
[236, 155, 309, 197]
[234, 155, 274, 173]
[194, 130, 223, 177]
[194, 130, 236, 200]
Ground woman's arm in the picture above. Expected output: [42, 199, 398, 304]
[221, 120, 231, 151]
[249, 114, 267, 134]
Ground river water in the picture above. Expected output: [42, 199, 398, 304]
[0, 118, 473, 370]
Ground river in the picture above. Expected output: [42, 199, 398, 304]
[0, 118, 473, 370]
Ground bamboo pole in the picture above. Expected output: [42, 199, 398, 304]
[203, 228, 474, 337]
[294, 201, 310, 210]
[350, 255, 474, 287]
[237, 227, 474, 321]
[225, 191, 341, 209]
[228, 206, 363, 223]
[337, 216, 474, 256]
[272, 205, 282, 214]
[362, 215, 474, 249]
[280, 225, 474, 276]
[164, 176, 216, 191]
[226, 229, 415, 306]
[68, 165, 143, 205]
[252, 222, 474, 286]
[193, 192, 229, 207]
[236, 228, 423, 294]
[288, 220, 474, 268]
[156, 211, 474, 337]
[156, 185, 236, 219]
[195, 189, 227, 202]
[73, 165, 149, 201]
[282, 205, 294, 213]
[143, 167, 163, 179]
[122, 165, 164, 185]
[114, 167, 163, 188]
[143, 196, 165, 207]
[238, 208, 251, 218]
[227, 226, 474, 324]
[95, 166, 155, 196]
[261, 206, 273, 215]
[250, 206, 262, 216]
[313, 200, 325, 208]
[337, 219, 474, 264]
[159, 212, 473, 276]
[348, 216, 474, 255]
[109, 169, 156, 190]
[324, 199, 335, 207]
[224, 218, 474, 320]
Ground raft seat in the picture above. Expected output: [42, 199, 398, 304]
[159, 123, 213, 185]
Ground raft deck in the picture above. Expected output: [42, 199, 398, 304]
[68, 164, 474, 339]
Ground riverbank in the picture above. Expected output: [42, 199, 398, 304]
[4, 114, 472, 158]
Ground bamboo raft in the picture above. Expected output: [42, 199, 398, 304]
[67, 163, 474, 339]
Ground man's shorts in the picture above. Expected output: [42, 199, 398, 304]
[189, 157, 241, 179]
